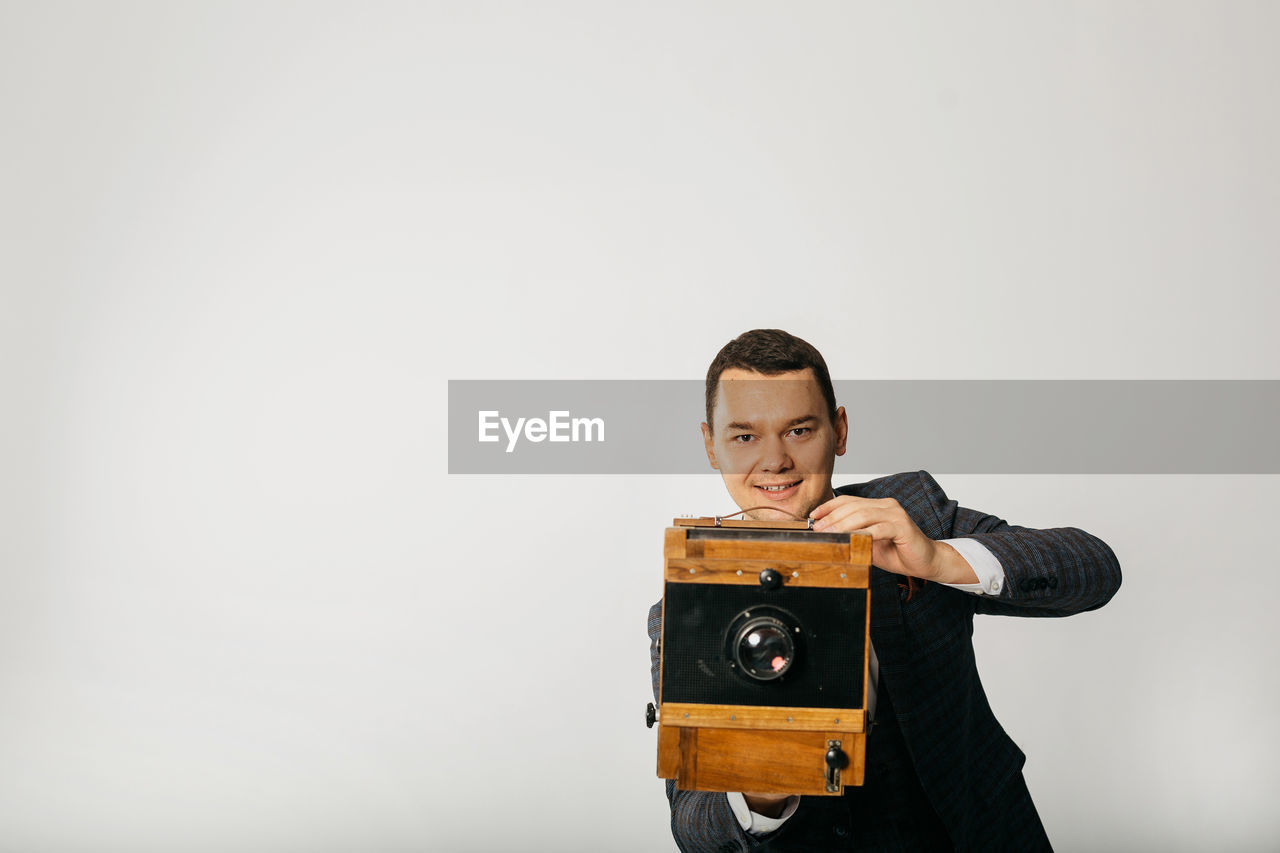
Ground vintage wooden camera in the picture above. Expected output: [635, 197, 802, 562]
[651, 516, 872, 796]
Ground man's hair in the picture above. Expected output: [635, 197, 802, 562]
[704, 329, 838, 431]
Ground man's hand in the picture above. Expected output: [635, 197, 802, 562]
[742, 792, 792, 819]
[809, 496, 978, 585]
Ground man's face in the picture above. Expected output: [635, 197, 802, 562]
[701, 368, 848, 521]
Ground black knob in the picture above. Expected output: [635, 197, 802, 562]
[825, 746, 848, 769]
[645, 703, 657, 729]
[758, 568, 783, 590]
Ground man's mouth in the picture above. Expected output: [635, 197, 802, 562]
[754, 481, 801, 500]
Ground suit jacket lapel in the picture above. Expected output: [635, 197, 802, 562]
[869, 565, 906, 674]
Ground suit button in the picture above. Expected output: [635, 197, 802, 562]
[833, 825, 848, 837]
[1048, 575, 1059, 589]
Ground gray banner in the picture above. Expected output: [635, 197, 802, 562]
[448, 380, 1280, 474]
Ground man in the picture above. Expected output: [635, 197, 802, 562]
[648, 329, 1121, 852]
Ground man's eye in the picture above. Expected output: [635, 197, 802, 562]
[731, 434, 755, 443]
[789, 428, 811, 437]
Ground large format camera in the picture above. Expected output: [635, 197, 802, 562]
[651, 516, 872, 796]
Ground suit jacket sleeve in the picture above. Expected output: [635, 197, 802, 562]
[907, 470, 1122, 618]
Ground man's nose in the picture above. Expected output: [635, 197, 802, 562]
[758, 436, 794, 473]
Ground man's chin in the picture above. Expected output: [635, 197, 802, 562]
[745, 503, 805, 522]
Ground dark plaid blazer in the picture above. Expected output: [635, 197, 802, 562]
[647, 470, 1122, 852]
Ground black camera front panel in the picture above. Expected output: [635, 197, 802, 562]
[661, 582, 867, 709]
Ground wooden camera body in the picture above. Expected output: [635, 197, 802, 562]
[655, 516, 873, 796]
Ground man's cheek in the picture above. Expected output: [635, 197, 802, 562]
[790, 452, 828, 474]
[714, 450, 754, 476]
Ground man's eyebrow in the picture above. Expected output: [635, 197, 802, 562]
[724, 416, 819, 432]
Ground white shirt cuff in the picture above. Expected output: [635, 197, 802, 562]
[938, 538, 1005, 596]
[726, 791, 800, 835]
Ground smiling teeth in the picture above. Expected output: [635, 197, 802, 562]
[759, 484, 795, 491]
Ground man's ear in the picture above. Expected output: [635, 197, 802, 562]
[833, 406, 848, 457]
[700, 422, 719, 470]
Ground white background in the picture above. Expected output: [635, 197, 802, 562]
[2, 3, 1277, 851]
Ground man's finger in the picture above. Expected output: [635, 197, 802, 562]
[814, 504, 888, 532]
[808, 497, 846, 520]
[861, 521, 900, 543]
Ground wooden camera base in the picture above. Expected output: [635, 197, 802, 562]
[655, 518, 873, 796]
[657, 711, 867, 795]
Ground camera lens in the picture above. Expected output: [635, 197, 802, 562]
[733, 616, 795, 681]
